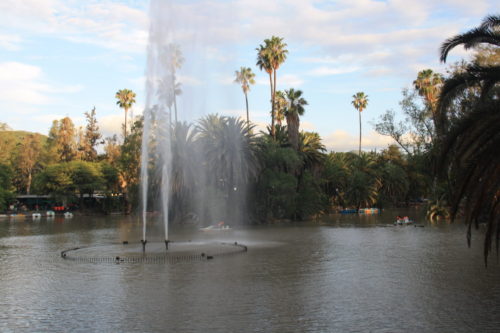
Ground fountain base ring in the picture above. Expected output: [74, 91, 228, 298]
[61, 241, 247, 263]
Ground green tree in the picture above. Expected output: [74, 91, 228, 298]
[274, 90, 287, 126]
[345, 153, 380, 211]
[377, 162, 410, 207]
[253, 139, 301, 220]
[81, 107, 102, 162]
[284, 88, 308, 151]
[197, 115, 258, 188]
[103, 135, 121, 166]
[351, 92, 369, 155]
[197, 115, 258, 222]
[164, 43, 184, 123]
[46, 117, 77, 163]
[118, 116, 143, 213]
[99, 162, 119, 193]
[33, 163, 74, 201]
[257, 36, 288, 139]
[295, 132, 327, 219]
[234, 66, 256, 128]
[33, 161, 111, 207]
[436, 14, 500, 263]
[375, 89, 434, 155]
[298, 132, 326, 172]
[169, 121, 198, 222]
[322, 152, 351, 209]
[0, 163, 14, 211]
[115, 89, 136, 138]
[15, 134, 42, 194]
[413, 69, 443, 138]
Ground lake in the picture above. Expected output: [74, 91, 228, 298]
[0, 209, 499, 332]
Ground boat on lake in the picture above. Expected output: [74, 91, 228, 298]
[200, 221, 231, 231]
[394, 216, 413, 225]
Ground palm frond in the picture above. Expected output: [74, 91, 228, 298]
[440, 28, 500, 63]
[479, 14, 500, 30]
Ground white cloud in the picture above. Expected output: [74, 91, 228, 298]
[0, 33, 22, 51]
[0, 62, 50, 104]
[218, 75, 236, 85]
[0, 0, 148, 53]
[178, 74, 203, 86]
[300, 121, 316, 131]
[323, 130, 395, 152]
[99, 114, 124, 138]
[128, 76, 146, 91]
[0, 62, 84, 115]
[219, 109, 247, 118]
[0, 0, 58, 28]
[279, 74, 304, 88]
[309, 66, 360, 76]
[257, 74, 304, 88]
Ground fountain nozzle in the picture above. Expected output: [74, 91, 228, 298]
[165, 240, 170, 251]
[141, 239, 147, 252]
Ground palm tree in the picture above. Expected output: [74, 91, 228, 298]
[256, 44, 274, 136]
[234, 67, 256, 128]
[440, 15, 500, 63]
[413, 69, 444, 108]
[115, 89, 136, 138]
[413, 69, 444, 137]
[197, 115, 258, 186]
[436, 14, 500, 264]
[169, 121, 198, 222]
[256, 36, 288, 139]
[197, 115, 258, 222]
[345, 152, 380, 211]
[157, 79, 182, 125]
[274, 90, 287, 126]
[163, 44, 184, 123]
[298, 132, 326, 171]
[284, 88, 308, 151]
[351, 92, 368, 155]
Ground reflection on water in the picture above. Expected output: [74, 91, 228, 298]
[0, 210, 499, 332]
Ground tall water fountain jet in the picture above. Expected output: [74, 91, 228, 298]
[141, 0, 179, 251]
[140, 0, 254, 252]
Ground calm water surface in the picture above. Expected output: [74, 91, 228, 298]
[0, 210, 499, 332]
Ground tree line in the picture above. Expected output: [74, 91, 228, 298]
[0, 15, 497, 251]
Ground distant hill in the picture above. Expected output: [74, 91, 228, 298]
[0, 130, 48, 164]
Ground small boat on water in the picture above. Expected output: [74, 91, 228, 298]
[200, 221, 231, 232]
[64, 212, 74, 218]
[394, 217, 413, 225]
[32, 213, 42, 219]
[359, 208, 380, 214]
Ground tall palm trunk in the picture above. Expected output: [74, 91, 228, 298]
[269, 72, 275, 138]
[358, 111, 362, 155]
[287, 114, 300, 151]
[245, 92, 250, 130]
[272, 69, 278, 138]
[173, 77, 178, 124]
[124, 107, 128, 137]
[174, 96, 178, 123]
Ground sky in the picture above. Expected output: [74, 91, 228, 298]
[0, 0, 496, 152]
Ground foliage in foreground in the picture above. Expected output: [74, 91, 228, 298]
[435, 14, 500, 263]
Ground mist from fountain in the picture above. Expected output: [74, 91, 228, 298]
[140, 0, 249, 250]
[141, 0, 177, 246]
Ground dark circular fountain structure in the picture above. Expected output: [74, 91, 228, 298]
[61, 241, 247, 263]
